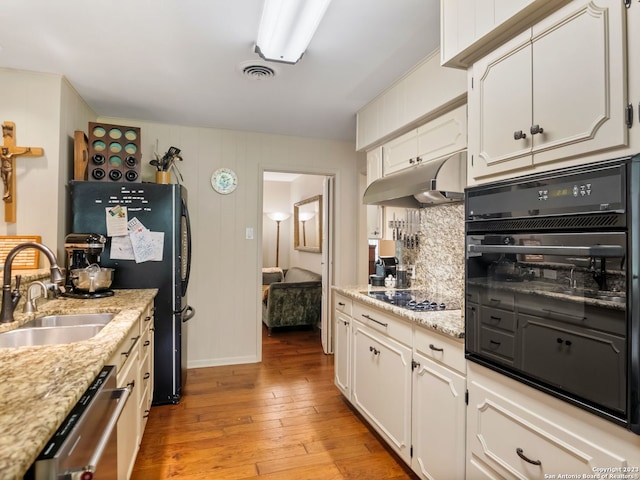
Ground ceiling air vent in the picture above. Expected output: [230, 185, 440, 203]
[241, 64, 276, 80]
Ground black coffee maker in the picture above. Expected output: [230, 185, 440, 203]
[64, 233, 112, 298]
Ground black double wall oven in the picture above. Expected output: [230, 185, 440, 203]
[465, 155, 640, 433]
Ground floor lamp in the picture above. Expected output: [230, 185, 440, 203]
[267, 212, 290, 267]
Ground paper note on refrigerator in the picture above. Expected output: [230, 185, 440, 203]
[110, 235, 135, 260]
[128, 217, 164, 262]
[105, 205, 129, 237]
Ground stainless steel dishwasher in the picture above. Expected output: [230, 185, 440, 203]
[28, 365, 132, 479]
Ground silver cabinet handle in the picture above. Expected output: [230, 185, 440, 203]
[361, 314, 388, 327]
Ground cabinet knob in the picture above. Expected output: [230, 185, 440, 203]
[409, 158, 416, 164]
[513, 130, 527, 140]
[416, 156, 422, 163]
[530, 124, 544, 135]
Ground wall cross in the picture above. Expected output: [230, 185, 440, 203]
[1, 121, 44, 223]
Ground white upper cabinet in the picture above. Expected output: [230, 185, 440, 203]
[356, 50, 466, 152]
[441, 0, 571, 69]
[468, 0, 627, 181]
[382, 104, 467, 177]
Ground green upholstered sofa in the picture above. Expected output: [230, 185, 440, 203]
[262, 267, 322, 334]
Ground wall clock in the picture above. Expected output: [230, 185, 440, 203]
[211, 168, 238, 194]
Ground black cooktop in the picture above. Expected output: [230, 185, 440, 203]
[363, 289, 446, 312]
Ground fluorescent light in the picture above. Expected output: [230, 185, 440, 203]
[255, 0, 332, 64]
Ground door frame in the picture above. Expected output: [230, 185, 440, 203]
[258, 167, 336, 360]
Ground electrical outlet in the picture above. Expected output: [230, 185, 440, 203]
[245, 227, 254, 240]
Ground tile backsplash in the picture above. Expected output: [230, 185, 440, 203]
[397, 203, 465, 309]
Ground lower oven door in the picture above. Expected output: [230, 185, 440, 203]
[32, 365, 132, 479]
[466, 231, 628, 421]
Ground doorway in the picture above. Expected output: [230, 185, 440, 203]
[261, 171, 334, 354]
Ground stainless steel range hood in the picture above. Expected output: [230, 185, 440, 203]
[363, 151, 467, 208]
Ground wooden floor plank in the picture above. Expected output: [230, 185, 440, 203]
[131, 325, 419, 479]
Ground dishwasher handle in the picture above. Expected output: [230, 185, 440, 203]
[67, 383, 133, 479]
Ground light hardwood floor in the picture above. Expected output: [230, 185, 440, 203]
[131, 325, 419, 479]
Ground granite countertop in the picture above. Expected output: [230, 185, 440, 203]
[332, 285, 465, 339]
[0, 288, 157, 480]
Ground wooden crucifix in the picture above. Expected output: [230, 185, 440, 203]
[1, 121, 44, 223]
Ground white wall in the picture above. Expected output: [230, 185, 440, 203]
[0, 69, 95, 262]
[97, 116, 361, 367]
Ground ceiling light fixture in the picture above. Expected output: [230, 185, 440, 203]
[255, 0, 332, 64]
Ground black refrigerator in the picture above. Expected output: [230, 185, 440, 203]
[69, 180, 194, 405]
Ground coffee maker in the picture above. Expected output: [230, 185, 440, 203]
[64, 233, 113, 298]
[375, 256, 398, 278]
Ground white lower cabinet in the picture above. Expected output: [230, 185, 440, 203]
[334, 292, 467, 478]
[412, 327, 466, 480]
[108, 304, 155, 480]
[466, 362, 639, 480]
[352, 317, 413, 463]
[334, 310, 351, 399]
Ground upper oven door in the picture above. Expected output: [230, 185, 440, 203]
[465, 231, 628, 415]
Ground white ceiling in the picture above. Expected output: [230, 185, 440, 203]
[0, 0, 440, 143]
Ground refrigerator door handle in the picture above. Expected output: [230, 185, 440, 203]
[181, 196, 192, 297]
[182, 305, 195, 322]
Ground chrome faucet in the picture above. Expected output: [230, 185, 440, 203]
[1, 242, 65, 323]
[23, 281, 48, 314]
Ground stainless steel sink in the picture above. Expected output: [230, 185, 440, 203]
[0, 324, 105, 348]
[20, 313, 115, 328]
[0, 313, 115, 348]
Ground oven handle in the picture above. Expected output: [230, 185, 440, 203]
[68, 382, 133, 477]
[467, 244, 624, 257]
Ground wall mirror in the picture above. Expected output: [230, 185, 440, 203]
[294, 195, 322, 253]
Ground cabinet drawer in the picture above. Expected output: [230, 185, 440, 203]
[334, 293, 352, 317]
[479, 326, 515, 362]
[480, 306, 516, 333]
[468, 372, 627, 478]
[352, 302, 412, 346]
[108, 321, 141, 372]
[414, 325, 465, 374]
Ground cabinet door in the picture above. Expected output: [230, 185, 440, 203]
[530, 0, 627, 165]
[352, 320, 412, 462]
[416, 104, 467, 164]
[382, 129, 417, 176]
[469, 30, 533, 179]
[412, 352, 466, 480]
[334, 311, 351, 398]
[117, 342, 140, 480]
[139, 315, 154, 437]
